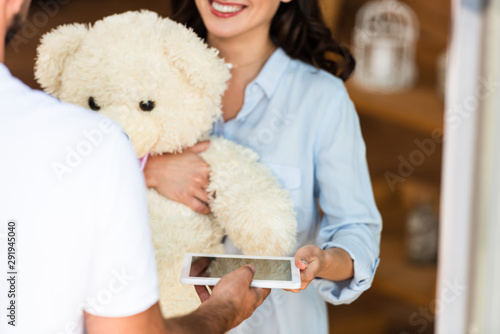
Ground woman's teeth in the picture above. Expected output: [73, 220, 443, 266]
[211, 2, 243, 13]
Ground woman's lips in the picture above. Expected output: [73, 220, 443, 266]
[209, 0, 246, 18]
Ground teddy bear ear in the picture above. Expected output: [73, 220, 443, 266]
[35, 23, 88, 96]
[162, 19, 231, 103]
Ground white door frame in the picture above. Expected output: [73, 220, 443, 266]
[436, 0, 500, 333]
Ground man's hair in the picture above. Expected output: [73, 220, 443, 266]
[170, 0, 355, 81]
[5, 12, 24, 45]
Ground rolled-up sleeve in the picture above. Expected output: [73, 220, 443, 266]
[311, 86, 382, 305]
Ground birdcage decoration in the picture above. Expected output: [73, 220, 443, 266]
[352, 0, 419, 92]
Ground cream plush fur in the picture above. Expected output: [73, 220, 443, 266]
[35, 11, 297, 317]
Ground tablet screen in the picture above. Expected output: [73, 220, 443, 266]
[190, 256, 292, 281]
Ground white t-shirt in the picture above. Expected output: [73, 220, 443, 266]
[0, 64, 159, 334]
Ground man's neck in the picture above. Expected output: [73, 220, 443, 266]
[0, 9, 6, 63]
[0, 39, 5, 63]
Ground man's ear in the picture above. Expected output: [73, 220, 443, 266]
[34, 23, 88, 96]
[6, 0, 29, 18]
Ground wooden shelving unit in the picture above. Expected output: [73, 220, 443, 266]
[374, 236, 437, 307]
[346, 81, 444, 135]
[328, 0, 450, 333]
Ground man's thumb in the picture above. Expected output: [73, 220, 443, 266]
[237, 264, 256, 285]
[245, 264, 256, 276]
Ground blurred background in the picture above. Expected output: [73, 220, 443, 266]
[6, 1, 450, 333]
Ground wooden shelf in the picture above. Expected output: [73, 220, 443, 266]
[346, 81, 445, 135]
[372, 235, 437, 307]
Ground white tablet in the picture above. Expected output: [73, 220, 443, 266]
[180, 253, 301, 289]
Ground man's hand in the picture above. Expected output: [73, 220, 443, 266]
[85, 264, 270, 334]
[196, 265, 270, 330]
[143, 141, 212, 214]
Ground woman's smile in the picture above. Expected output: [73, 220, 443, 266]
[196, 0, 283, 41]
[210, 0, 246, 18]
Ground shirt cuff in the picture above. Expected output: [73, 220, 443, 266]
[311, 239, 380, 305]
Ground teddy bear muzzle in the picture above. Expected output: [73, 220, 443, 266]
[99, 105, 160, 158]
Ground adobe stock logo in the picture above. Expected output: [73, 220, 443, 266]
[384, 130, 443, 192]
[385, 74, 499, 192]
[401, 278, 466, 334]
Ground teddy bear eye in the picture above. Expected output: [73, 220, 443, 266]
[139, 100, 155, 112]
[88, 97, 101, 111]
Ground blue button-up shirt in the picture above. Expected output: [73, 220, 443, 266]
[215, 48, 382, 334]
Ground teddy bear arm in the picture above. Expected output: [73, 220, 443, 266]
[200, 137, 297, 256]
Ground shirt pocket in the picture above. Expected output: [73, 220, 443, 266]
[266, 163, 315, 235]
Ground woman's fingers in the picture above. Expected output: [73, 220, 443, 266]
[189, 196, 211, 215]
[185, 140, 211, 154]
[193, 186, 212, 206]
[143, 142, 213, 214]
[284, 245, 324, 293]
[294, 245, 319, 269]
[191, 169, 210, 189]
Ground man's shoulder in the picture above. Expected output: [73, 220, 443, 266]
[10, 83, 105, 126]
[1, 71, 124, 143]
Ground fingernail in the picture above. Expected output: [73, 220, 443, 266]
[302, 260, 308, 267]
[247, 264, 256, 275]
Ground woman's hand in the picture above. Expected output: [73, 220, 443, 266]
[143, 141, 212, 214]
[287, 245, 354, 293]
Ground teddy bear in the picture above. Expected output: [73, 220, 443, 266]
[34, 10, 297, 317]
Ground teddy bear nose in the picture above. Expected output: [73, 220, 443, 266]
[140, 101, 155, 112]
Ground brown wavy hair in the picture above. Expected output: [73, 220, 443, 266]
[170, 0, 355, 81]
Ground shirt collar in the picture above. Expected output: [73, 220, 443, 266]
[253, 47, 291, 98]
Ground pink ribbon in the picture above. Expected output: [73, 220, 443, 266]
[139, 153, 149, 171]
